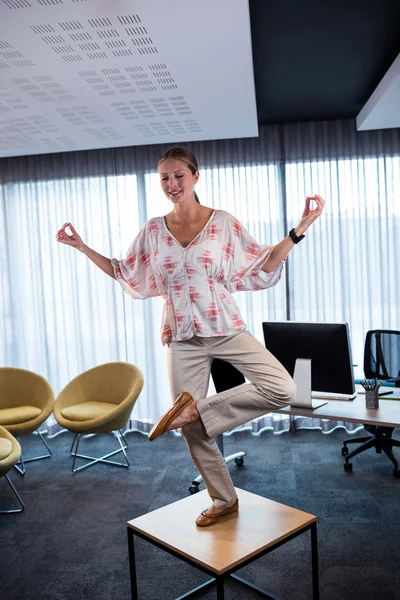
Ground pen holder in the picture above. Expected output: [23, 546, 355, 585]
[365, 389, 379, 410]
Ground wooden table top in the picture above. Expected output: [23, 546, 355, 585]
[278, 389, 400, 428]
[127, 487, 316, 575]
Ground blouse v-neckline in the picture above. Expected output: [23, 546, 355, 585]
[162, 209, 216, 249]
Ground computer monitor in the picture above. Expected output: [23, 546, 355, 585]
[262, 321, 356, 400]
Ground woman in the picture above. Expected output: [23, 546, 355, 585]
[56, 146, 325, 526]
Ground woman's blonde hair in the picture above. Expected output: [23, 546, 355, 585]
[158, 146, 200, 203]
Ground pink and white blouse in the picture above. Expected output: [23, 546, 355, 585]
[111, 209, 284, 346]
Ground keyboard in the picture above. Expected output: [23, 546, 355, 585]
[311, 390, 357, 401]
[356, 386, 394, 397]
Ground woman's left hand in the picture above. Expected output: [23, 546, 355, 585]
[295, 194, 325, 236]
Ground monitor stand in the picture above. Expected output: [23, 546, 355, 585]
[291, 358, 327, 409]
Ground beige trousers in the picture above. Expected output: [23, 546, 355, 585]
[167, 331, 296, 509]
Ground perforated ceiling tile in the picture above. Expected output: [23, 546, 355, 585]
[0, 38, 35, 69]
[11, 75, 75, 102]
[131, 99, 155, 119]
[134, 123, 154, 138]
[149, 98, 174, 117]
[38, 1, 64, 6]
[0, 86, 29, 109]
[184, 120, 202, 133]
[0, 0, 257, 157]
[169, 96, 192, 116]
[2, 0, 32, 9]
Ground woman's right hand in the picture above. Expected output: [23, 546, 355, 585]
[56, 223, 85, 251]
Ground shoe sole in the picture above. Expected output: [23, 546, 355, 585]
[148, 392, 194, 441]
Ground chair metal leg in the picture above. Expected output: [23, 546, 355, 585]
[343, 429, 400, 475]
[14, 451, 25, 476]
[70, 431, 130, 473]
[344, 437, 377, 461]
[117, 431, 130, 465]
[37, 430, 52, 453]
[0, 474, 25, 514]
[343, 435, 373, 448]
[380, 441, 399, 471]
[389, 439, 400, 448]
[119, 430, 129, 448]
[70, 433, 78, 456]
[71, 435, 81, 473]
[14, 429, 52, 476]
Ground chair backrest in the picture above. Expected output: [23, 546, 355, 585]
[210, 359, 245, 393]
[0, 367, 54, 410]
[60, 362, 143, 404]
[364, 330, 400, 386]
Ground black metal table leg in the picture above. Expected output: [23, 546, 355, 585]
[127, 529, 138, 600]
[216, 576, 225, 600]
[311, 522, 319, 600]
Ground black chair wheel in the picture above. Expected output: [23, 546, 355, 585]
[235, 457, 245, 467]
[393, 469, 400, 479]
[341, 446, 348, 456]
[344, 462, 353, 472]
[189, 485, 200, 495]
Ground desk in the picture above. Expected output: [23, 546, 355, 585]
[278, 389, 400, 428]
[279, 389, 400, 476]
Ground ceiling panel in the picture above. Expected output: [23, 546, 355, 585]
[357, 54, 400, 131]
[0, 0, 258, 158]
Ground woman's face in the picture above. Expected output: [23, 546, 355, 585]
[158, 158, 199, 205]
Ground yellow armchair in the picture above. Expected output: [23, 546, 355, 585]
[0, 426, 24, 513]
[54, 362, 144, 472]
[0, 368, 54, 475]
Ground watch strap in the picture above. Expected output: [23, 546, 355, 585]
[289, 228, 305, 244]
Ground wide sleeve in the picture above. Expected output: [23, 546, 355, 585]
[111, 225, 160, 300]
[223, 215, 285, 293]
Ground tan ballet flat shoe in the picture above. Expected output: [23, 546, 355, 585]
[195, 498, 239, 527]
[148, 392, 195, 441]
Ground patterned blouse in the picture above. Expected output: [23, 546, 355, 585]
[111, 209, 284, 346]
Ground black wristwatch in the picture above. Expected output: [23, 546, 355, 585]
[288, 228, 305, 244]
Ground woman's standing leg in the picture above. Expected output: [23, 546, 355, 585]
[167, 337, 237, 510]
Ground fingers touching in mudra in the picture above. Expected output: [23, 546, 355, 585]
[297, 194, 325, 235]
[56, 223, 84, 251]
[305, 193, 324, 214]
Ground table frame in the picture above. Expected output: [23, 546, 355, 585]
[127, 521, 319, 600]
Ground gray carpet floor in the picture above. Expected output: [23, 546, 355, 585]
[1, 427, 400, 600]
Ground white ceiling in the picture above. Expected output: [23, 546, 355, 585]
[356, 53, 400, 131]
[0, 0, 258, 158]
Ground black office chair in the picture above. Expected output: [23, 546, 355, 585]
[342, 330, 400, 478]
[189, 358, 247, 494]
